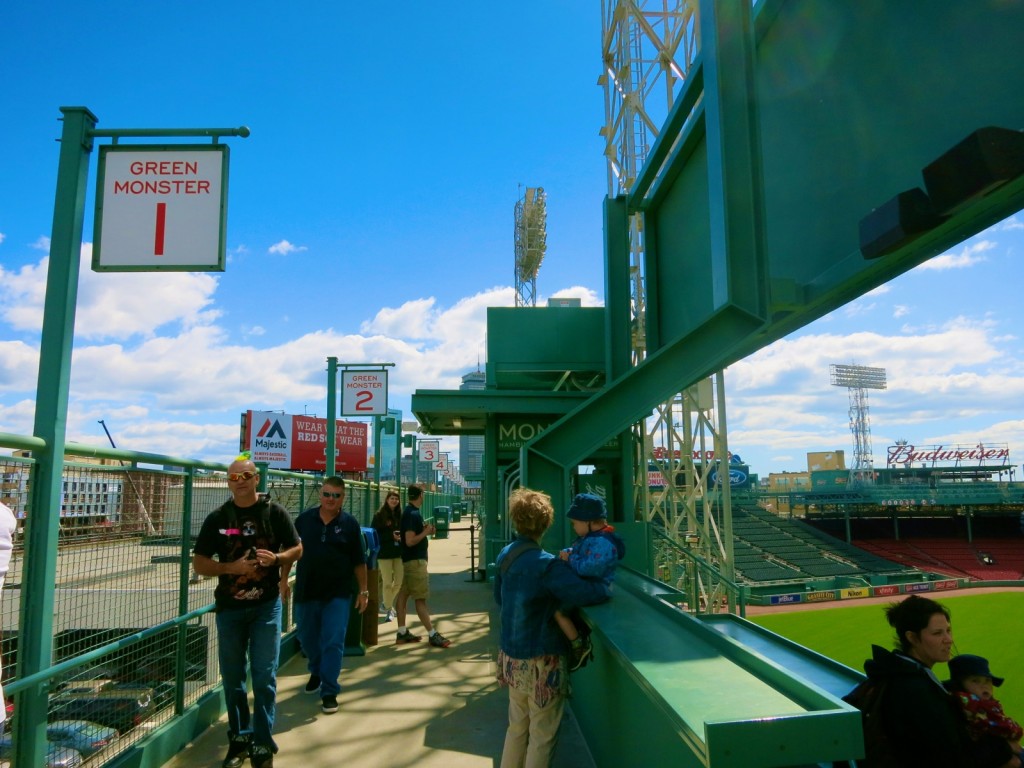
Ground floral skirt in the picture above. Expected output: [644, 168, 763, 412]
[496, 650, 568, 708]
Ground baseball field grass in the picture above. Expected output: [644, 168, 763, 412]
[748, 591, 1024, 717]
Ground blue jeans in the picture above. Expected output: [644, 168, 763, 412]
[216, 599, 282, 751]
[295, 597, 352, 697]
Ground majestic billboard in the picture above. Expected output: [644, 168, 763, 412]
[241, 410, 368, 472]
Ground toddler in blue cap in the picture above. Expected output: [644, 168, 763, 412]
[946, 653, 1023, 762]
[554, 493, 625, 671]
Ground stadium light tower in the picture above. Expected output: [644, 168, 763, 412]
[514, 187, 547, 307]
[830, 364, 888, 486]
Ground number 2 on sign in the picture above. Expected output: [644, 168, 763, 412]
[354, 391, 374, 411]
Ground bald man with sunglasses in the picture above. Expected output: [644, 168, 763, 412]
[193, 455, 302, 768]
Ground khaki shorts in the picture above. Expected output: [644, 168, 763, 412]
[401, 559, 430, 600]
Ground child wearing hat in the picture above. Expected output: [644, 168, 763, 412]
[946, 654, 1023, 762]
[554, 493, 625, 671]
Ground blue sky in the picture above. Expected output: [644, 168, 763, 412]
[2, 2, 1023, 479]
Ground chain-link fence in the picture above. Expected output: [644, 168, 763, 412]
[0, 444, 459, 766]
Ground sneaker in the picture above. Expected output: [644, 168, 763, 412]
[568, 636, 593, 672]
[249, 745, 273, 768]
[223, 735, 249, 768]
[321, 694, 338, 714]
[428, 631, 451, 648]
[303, 674, 321, 694]
[395, 629, 421, 644]
[384, 608, 396, 622]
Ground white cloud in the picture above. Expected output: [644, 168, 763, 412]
[30, 236, 50, 251]
[0, 247, 221, 341]
[0, 259, 48, 331]
[893, 305, 910, 318]
[0, 341, 39, 392]
[722, 315, 1024, 471]
[0, 233, 5, 245]
[918, 239, 995, 271]
[268, 240, 307, 255]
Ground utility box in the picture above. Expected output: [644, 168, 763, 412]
[433, 507, 451, 539]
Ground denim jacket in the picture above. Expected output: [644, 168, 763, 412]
[494, 535, 611, 659]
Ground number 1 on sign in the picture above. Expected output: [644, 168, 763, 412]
[154, 202, 167, 256]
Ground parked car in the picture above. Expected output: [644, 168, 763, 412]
[0, 734, 83, 767]
[46, 720, 118, 757]
[50, 685, 153, 734]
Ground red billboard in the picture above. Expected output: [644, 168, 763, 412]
[242, 410, 368, 472]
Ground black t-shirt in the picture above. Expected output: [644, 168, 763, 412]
[400, 503, 428, 563]
[371, 508, 402, 560]
[193, 495, 299, 611]
[293, 508, 366, 602]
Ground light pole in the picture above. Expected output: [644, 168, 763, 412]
[402, 434, 417, 485]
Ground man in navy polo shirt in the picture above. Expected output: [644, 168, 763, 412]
[286, 476, 368, 715]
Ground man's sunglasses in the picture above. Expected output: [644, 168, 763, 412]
[321, 491, 343, 499]
[227, 471, 257, 482]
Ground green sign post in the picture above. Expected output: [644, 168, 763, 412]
[18, 107, 247, 767]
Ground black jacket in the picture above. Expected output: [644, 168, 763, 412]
[864, 645, 1012, 768]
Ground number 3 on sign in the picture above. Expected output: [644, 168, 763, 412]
[423, 447, 435, 461]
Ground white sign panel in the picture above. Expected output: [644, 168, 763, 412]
[341, 369, 388, 416]
[93, 144, 229, 272]
[418, 440, 439, 463]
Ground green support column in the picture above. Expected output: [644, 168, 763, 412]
[18, 106, 97, 768]
[604, 195, 632, 383]
[395, 422, 403, 488]
[326, 357, 338, 475]
[520, 445, 572, 552]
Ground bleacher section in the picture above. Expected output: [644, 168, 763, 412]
[854, 537, 1024, 581]
[730, 506, 910, 583]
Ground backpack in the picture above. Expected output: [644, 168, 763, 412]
[839, 678, 901, 768]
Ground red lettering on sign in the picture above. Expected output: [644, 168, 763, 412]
[354, 391, 374, 411]
[129, 160, 200, 176]
[154, 203, 167, 256]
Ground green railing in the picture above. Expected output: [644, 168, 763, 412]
[651, 527, 746, 617]
[0, 432, 459, 766]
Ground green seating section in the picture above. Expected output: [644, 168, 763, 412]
[717, 506, 911, 584]
[572, 569, 863, 766]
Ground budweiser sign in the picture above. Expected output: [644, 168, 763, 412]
[886, 442, 1010, 467]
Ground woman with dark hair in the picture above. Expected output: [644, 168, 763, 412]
[370, 491, 403, 622]
[861, 594, 1018, 767]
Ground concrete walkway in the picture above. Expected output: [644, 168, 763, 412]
[162, 521, 596, 768]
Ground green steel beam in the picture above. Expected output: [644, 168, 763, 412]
[603, 196, 632, 382]
[17, 106, 97, 768]
[521, 304, 762, 484]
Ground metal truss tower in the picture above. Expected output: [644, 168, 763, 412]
[514, 187, 547, 307]
[601, 2, 731, 557]
[830, 364, 887, 486]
